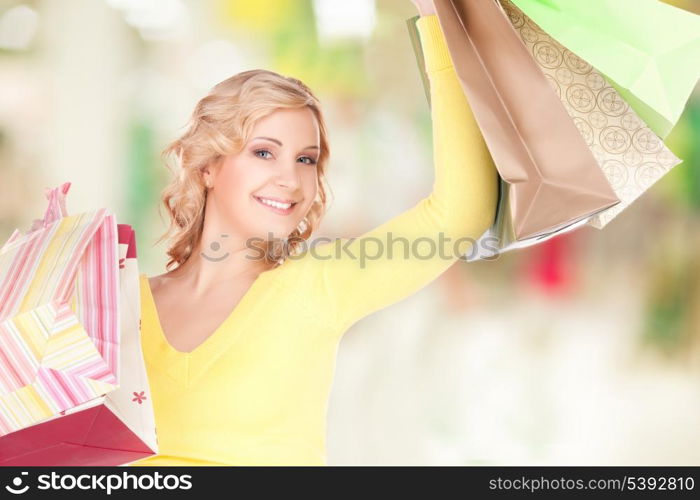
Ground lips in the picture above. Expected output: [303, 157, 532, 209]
[253, 195, 297, 215]
[256, 195, 298, 204]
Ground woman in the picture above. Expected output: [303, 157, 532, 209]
[127, 0, 499, 466]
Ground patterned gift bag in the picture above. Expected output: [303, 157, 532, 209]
[509, 0, 700, 139]
[499, 0, 683, 229]
[0, 182, 157, 465]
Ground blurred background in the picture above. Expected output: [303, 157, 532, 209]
[1, 0, 699, 465]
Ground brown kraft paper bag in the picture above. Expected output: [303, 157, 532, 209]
[431, 0, 620, 241]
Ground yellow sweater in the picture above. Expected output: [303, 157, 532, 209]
[127, 14, 498, 466]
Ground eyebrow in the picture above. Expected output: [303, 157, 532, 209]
[252, 136, 319, 151]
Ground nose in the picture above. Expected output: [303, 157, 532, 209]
[274, 161, 302, 190]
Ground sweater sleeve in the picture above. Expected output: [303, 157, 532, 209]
[298, 14, 499, 331]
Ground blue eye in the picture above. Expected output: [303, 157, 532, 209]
[299, 156, 318, 166]
[254, 149, 273, 159]
[254, 149, 317, 166]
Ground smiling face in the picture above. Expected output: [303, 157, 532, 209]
[202, 106, 320, 246]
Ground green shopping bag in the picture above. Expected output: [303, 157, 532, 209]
[510, 0, 700, 139]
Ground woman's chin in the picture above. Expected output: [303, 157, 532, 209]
[251, 227, 295, 243]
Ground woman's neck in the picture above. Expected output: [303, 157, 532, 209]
[164, 240, 275, 298]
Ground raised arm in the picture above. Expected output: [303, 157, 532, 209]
[296, 14, 499, 331]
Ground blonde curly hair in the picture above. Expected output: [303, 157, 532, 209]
[155, 69, 332, 272]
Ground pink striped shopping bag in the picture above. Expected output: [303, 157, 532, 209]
[0, 182, 157, 465]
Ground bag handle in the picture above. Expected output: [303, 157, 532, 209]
[0, 182, 72, 251]
[27, 181, 71, 232]
[41, 182, 71, 226]
[24, 181, 72, 234]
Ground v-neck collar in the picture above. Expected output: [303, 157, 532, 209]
[139, 267, 278, 388]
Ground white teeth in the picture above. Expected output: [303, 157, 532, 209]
[258, 197, 292, 210]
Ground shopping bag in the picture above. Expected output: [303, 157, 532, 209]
[500, 0, 683, 229]
[407, 2, 620, 260]
[407, 15, 587, 261]
[432, 0, 620, 242]
[509, 0, 700, 139]
[0, 182, 120, 435]
[0, 183, 157, 465]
